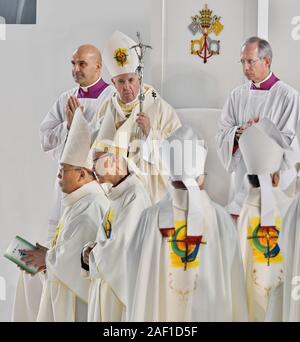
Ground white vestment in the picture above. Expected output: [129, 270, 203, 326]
[128, 189, 248, 322]
[283, 172, 300, 199]
[40, 84, 114, 240]
[87, 174, 151, 322]
[237, 187, 292, 321]
[91, 85, 181, 204]
[266, 192, 300, 321]
[36, 181, 109, 322]
[12, 273, 43, 322]
[216, 80, 300, 214]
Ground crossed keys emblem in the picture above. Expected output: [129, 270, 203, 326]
[188, 4, 224, 63]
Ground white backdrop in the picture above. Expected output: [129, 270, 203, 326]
[269, 0, 300, 91]
[0, 0, 299, 321]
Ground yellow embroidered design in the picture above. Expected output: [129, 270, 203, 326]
[247, 216, 283, 265]
[102, 209, 115, 238]
[114, 48, 129, 67]
[52, 223, 63, 247]
[169, 220, 201, 269]
[168, 272, 199, 302]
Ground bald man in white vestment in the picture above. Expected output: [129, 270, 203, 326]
[40, 44, 114, 240]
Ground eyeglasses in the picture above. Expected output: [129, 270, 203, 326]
[239, 58, 261, 66]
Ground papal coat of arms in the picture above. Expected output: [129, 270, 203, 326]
[189, 4, 224, 63]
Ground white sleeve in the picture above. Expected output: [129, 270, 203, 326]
[39, 94, 69, 160]
[142, 99, 181, 164]
[46, 201, 104, 301]
[216, 95, 240, 172]
[271, 90, 300, 146]
[230, 234, 249, 321]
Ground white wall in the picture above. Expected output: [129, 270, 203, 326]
[151, 0, 258, 108]
[269, 0, 300, 92]
[2, 0, 298, 322]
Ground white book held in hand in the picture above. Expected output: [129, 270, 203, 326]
[3, 235, 38, 274]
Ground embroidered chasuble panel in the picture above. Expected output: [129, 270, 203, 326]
[166, 220, 203, 269]
[247, 216, 283, 265]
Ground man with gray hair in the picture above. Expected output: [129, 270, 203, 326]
[216, 36, 300, 218]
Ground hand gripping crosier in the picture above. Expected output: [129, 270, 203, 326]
[129, 32, 152, 147]
[130, 32, 152, 113]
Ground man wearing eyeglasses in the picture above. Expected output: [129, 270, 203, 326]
[216, 36, 300, 219]
[16, 110, 109, 321]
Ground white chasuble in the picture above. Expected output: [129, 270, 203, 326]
[128, 189, 248, 322]
[266, 192, 300, 321]
[237, 187, 292, 321]
[88, 174, 151, 322]
[37, 181, 108, 322]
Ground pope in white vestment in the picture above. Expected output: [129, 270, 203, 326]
[91, 31, 181, 204]
[237, 119, 293, 322]
[216, 37, 300, 216]
[128, 126, 248, 322]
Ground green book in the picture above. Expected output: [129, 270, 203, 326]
[3, 235, 39, 275]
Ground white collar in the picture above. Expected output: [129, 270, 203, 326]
[80, 77, 101, 93]
[246, 187, 261, 206]
[172, 188, 188, 211]
[253, 72, 272, 88]
[107, 173, 135, 201]
[62, 181, 104, 207]
[158, 189, 213, 230]
[246, 186, 289, 210]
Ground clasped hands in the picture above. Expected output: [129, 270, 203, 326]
[235, 117, 259, 140]
[65, 96, 150, 136]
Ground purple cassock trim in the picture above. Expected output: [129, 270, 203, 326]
[77, 78, 109, 99]
[250, 73, 280, 91]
